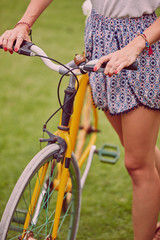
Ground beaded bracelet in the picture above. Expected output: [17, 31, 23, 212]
[15, 21, 31, 30]
[14, 22, 32, 41]
[138, 32, 153, 55]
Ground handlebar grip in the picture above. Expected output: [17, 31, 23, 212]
[11, 41, 35, 56]
[0, 41, 35, 56]
[83, 59, 138, 73]
[101, 60, 138, 71]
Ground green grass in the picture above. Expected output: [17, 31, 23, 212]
[0, 2, 160, 240]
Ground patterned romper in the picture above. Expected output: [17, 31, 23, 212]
[85, 2, 160, 115]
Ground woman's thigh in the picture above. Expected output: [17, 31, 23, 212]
[104, 110, 123, 145]
[121, 106, 160, 169]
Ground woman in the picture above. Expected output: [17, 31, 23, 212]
[0, 1, 160, 239]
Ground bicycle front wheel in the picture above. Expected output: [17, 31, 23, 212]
[0, 144, 81, 240]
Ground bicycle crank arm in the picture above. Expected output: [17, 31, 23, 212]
[81, 145, 96, 189]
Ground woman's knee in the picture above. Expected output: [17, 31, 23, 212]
[124, 150, 154, 183]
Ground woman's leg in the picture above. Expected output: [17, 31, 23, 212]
[104, 110, 123, 145]
[105, 110, 160, 177]
[105, 108, 160, 239]
[121, 107, 160, 240]
[155, 146, 160, 177]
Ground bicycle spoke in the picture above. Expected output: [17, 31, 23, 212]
[1, 145, 81, 240]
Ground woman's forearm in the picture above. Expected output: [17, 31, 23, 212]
[144, 16, 160, 45]
[130, 16, 160, 56]
[131, 16, 160, 57]
[18, 0, 53, 27]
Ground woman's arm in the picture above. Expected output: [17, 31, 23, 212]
[94, 16, 160, 76]
[144, 16, 160, 45]
[18, 0, 53, 27]
[0, 0, 53, 51]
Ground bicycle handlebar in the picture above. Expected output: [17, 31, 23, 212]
[0, 41, 138, 75]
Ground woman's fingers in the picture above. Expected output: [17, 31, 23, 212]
[0, 26, 31, 52]
[94, 56, 110, 71]
[14, 36, 31, 51]
[93, 47, 137, 76]
[94, 54, 120, 76]
[104, 62, 120, 76]
[0, 31, 10, 50]
[94, 55, 120, 76]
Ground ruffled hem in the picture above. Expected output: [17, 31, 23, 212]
[92, 100, 160, 116]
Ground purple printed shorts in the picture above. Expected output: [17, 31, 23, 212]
[85, 9, 160, 115]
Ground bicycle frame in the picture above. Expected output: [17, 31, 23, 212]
[21, 71, 98, 239]
[70, 73, 98, 164]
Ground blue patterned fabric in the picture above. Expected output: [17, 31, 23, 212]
[85, 9, 160, 115]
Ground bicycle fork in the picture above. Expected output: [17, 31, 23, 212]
[52, 131, 72, 240]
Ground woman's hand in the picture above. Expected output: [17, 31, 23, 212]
[94, 36, 146, 76]
[0, 24, 31, 53]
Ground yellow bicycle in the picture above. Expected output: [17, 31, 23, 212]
[0, 41, 137, 240]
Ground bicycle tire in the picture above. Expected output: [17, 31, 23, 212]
[0, 144, 81, 240]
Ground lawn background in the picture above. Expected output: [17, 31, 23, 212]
[0, 1, 160, 239]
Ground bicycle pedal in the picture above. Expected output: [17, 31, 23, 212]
[10, 209, 27, 234]
[9, 225, 23, 233]
[96, 144, 120, 164]
[12, 209, 27, 225]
